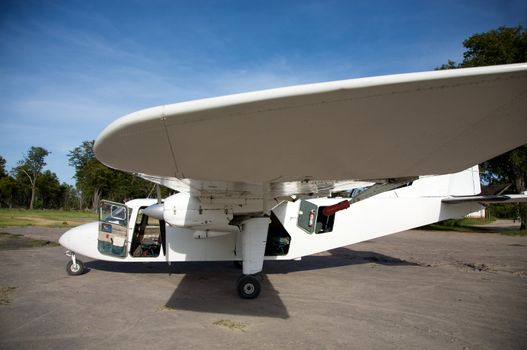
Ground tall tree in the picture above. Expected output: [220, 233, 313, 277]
[0, 157, 17, 208]
[37, 170, 64, 209]
[69, 140, 169, 209]
[0, 155, 7, 178]
[69, 141, 111, 210]
[461, 26, 527, 67]
[15, 147, 50, 209]
[439, 26, 527, 229]
[0, 176, 17, 208]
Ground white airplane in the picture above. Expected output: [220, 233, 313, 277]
[59, 63, 527, 298]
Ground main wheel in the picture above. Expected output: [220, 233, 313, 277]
[237, 275, 261, 299]
[66, 259, 85, 276]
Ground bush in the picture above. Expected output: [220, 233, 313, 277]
[487, 203, 519, 219]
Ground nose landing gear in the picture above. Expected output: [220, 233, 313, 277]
[65, 251, 85, 276]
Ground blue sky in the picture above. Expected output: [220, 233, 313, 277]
[1, 0, 526, 185]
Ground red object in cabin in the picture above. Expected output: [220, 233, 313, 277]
[322, 200, 351, 216]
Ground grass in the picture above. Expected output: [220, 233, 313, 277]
[423, 217, 527, 236]
[500, 230, 527, 237]
[0, 208, 96, 227]
[424, 217, 495, 232]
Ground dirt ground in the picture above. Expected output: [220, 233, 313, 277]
[0, 222, 526, 350]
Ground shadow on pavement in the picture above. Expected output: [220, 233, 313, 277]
[85, 247, 418, 319]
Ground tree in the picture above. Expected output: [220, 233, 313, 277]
[61, 184, 80, 210]
[69, 141, 112, 210]
[0, 155, 7, 178]
[37, 170, 64, 209]
[439, 26, 527, 229]
[15, 147, 50, 209]
[437, 26, 527, 69]
[461, 26, 527, 67]
[68, 140, 164, 210]
[481, 146, 527, 229]
[0, 176, 17, 208]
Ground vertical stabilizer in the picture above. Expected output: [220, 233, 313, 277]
[448, 165, 481, 196]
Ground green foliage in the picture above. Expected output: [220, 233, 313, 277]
[438, 26, 527, 230]
[14, 146, 51, 209]
[0, 152, 73, 210]
[481, 146, 527, 189]
[426, 217, 494, 232]
[487, 203, 519, 219]
[461, 26, 527, 67]
[2, 144, 135, 210]
[438, 26, 527, 68]
[0, 176, 18, 208]
[68, 140, 170, 210]
[0, 156, 6, 178]
[36, 171, 63, 209]
[435, 59, 460, 70]
[500, 230, 527, 237]
[15, 146, 50, 192]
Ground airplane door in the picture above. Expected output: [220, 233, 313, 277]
[97, 200, 129, 258]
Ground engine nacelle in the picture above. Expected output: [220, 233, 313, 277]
[161, 193, 236, 232]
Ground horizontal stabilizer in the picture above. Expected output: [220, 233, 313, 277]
[443, 193, 527, 204]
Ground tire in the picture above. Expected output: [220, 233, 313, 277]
[237, 275, 261, 299]
[66, 259, 85, 276]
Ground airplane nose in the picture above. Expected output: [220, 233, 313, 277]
[57, 221, 99, 258]
[59, 229, 72, 248]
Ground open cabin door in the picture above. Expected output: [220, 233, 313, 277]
[130, 207, 163, 258]
[98, 200, 129, 258]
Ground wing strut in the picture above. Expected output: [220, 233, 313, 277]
[348, 177, 416, 203]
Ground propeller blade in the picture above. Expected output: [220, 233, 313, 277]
[160, 219, 167, 256]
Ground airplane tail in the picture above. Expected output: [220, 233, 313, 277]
[404, 165, 481, 198]
[446, 165, 481, 196]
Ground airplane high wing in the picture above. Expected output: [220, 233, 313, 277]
[95, 63, 527, 193]
[59, 64, 527, 299]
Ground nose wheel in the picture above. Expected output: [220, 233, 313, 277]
[65, 251, 85, 276]
[237, 275, 261, 299]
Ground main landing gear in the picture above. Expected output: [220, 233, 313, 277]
[65, 251, 85, 276]
[237, 274, 261, 299]
[236, 217, 270, 299]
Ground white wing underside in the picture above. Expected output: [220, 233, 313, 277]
[138, 173, 373, 199]
[94, 64, 527, 200]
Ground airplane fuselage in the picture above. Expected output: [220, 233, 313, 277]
[59, 168, 482, 266]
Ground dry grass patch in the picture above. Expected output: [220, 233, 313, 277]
[213, 319, 247, 332]
[0, 287, 16, 305]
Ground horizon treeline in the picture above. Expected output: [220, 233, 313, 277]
[0, 142, 170, 210]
